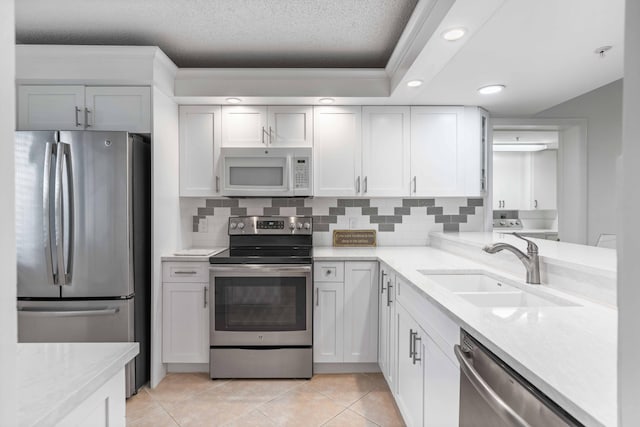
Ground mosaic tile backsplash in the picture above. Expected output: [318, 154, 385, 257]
[182, 197, 485, 247]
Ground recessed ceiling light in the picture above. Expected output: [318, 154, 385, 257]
[442, 27, 467, 41]
[478, 84, 505, 95]
[226, 97, 242, 104]
[407, 80, 423, 88]
[318, 98, 335, 104]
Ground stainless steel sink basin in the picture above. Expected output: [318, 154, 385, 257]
[419, 272, 581, 308]
[418, 273, 517, 293]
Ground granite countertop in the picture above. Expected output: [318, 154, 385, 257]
[18, 342, 139, 427]
[313, 245, 617, 427]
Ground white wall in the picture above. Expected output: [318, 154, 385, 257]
[150, 87, 180, 387]
[618, 0, 640, 424]
[0, 0, 16, 424]
[536, 80, 623, 245]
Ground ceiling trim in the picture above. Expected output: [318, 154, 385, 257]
[174, 68, 389, 97]
[385, 0, 456, 89]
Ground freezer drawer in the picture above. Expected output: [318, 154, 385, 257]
[18, 299, 134, 343]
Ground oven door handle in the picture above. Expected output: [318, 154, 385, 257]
[210, 265, 312, 274]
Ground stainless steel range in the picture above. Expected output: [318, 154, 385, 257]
[209, 216, 313, 379]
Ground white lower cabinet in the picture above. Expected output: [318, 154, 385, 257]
[378, 265, 397, 391]
[424, 333, 460, 427]
[313, 261, 378, 364]
[162, 278, 210, 363]
[396, 302, 426, 427]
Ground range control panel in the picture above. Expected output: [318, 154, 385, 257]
[229, 216, 313, 235]
[492, 219, 523, 229]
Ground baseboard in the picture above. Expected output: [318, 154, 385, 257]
[313, 363, 381, 374]
[167, 363, 209, 373]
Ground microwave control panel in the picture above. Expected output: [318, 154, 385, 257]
[294, 158, 310, 189]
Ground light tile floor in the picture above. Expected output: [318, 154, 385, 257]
[126, 372, 405, 427]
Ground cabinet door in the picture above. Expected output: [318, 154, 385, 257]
[410, 106, 465, 196]
[461, 107, 489, 197]
[313, 106, 362, 196]
[493, 151, 527, 210]
[221, 106, 268, 147]
[395, 303, 424, 427]
[378, 268, 389, 378]
[179, 106, 222, 197]
[162, 282, 209, 363]
[17, 85, 85, 130]
[85, 86, 151, 132]
[313, 282, 344, 363]
[362, 107, 411, 196]
[344, 262, 378, 363]
[267, 106, 313, 147]
[531, 150, 557, 210]
[424, 334, 460, 427]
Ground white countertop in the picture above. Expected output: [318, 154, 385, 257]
[162, 247, 226, 262]
[18, 342, 139, 427]
[313, 246, 617, 427]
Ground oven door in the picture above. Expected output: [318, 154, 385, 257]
[210, 264, 312, 346]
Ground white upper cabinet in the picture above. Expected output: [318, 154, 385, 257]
[362, 106, 411, 196]
[222, 105, 312, 147]
[410, 106, 487, 197]
[84, 86, 151, 133]
[530, 149, 557, 210]
[179, 105, 222, 197]
[18, 85, 151, 132]
[18, 85, 85, 130]
[313, 106, 362, 196]
[493, 151, 527, 210]
[410, 106, 465, 197]
[221, 106, 268, 147]
[267, 106, 313, 147]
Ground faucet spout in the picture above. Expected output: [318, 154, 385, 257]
[482, 234, 541, 284]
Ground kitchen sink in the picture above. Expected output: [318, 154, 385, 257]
[420, 272, 581, 308]
[418, 273, 518, 293]
[456, 291, 579, 308]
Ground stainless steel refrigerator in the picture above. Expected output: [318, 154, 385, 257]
[16, 130, 150, 397]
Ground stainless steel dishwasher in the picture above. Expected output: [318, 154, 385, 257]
[455, 330, 583, 427]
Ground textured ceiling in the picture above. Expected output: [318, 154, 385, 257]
[15, 0, 418, 68]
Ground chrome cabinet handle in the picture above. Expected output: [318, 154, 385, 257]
[363, 176, 368, 193]
[386, 280, 393, 306]
[216, 176, 220, 193]
[269, 126, 274, 145]
[85, 108, 91, 127]
[380, 271, 387, 294]
[534, 199, 538, 208]
[204, 286, 208, 308]
[409, 329, 415, 358]
[413, 176, 417, 193]
[454, 345, 530, 427]
[75, 107, 82, 127]
[261, 127, 266, 145]
[356, 176, 361, 193]
[412, 334, 422, 364]
[316, 287, 319, 307]
[174, 270, 198, 275]
[43, 142, 56, 285]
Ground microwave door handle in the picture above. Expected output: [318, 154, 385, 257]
[287, 156, 293, 192]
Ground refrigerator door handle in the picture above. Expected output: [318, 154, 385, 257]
[54, 142, 66, 285]
[62, 143, 75, 284]
[18, 307, 120, 317]
[43, 142, 58, 285]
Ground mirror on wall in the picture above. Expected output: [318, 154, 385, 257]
[492, 130, 560, 241]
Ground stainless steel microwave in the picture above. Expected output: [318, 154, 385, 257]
[220, 147, 312, 197]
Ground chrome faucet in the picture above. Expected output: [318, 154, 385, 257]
[483, 233, 541, 284]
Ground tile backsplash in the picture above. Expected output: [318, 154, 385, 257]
[181, 197, 485, 248]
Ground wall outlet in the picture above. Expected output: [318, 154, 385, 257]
[349, 217, 357, 229]
[199, 218, 208, 233]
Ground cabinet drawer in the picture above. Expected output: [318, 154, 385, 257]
[162, 262, 209, 282]
[314, 262, 344, 282]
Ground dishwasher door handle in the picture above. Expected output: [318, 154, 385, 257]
[454, 345, 531, 427]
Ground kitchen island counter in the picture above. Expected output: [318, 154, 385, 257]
[17, 342, 139, 427]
